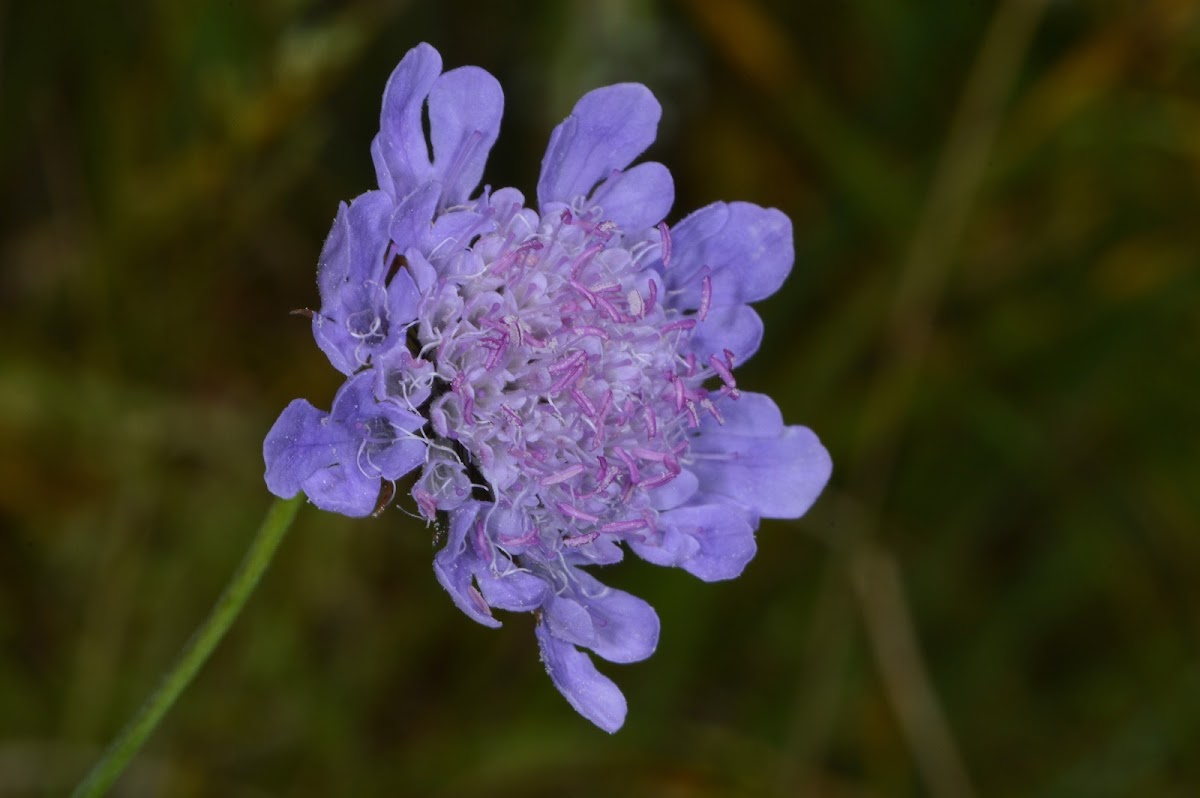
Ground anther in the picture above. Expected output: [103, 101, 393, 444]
[467, 586, 492, 618]
[540, 463, 587, 486]
[562, 531, 600, 548]
[572, 325, 610, 341]
[709, 353, 736, 389]
[660, 319, 696, 335]
[599, 519, 649, 534]
[549, 350, 586, 376]
[556, 502, 600, 523]
[627, 289, 644, 319]
[613, 447, 641, 485]
[570, 388, 597, 417]
[643, 406, 658, 438]
[698, 274, 712, 321]
[701, 397, 724, 424]
[501, 404, 524, 426]
[548, 364, 583, 395]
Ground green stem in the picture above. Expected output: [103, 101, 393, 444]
[72, 495, 304, 798]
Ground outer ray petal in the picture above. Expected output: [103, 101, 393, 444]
[631, 503, 758, 581]
[665, 202, 794, 308]
[371, 44, 504, 207]
[537, 84, 661, 210]
[587, 161, 674, 231]
[690, 393, 832, 519]
[427, 66, 504, 207]
[371, 44, 442, 199]
[536, 621, 628, 734]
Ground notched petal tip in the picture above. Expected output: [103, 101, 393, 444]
[433, 504, 504, 628]
[373, 44, 504, 207]
[428, 65, 504, 207]
[691, 394, 833, 519]
[536, 622, 628, 733]
[666, 201, 794, 309]
[537, 83, 663, 211]
[636, 503, 759, 582]
[373, 45, 444, 199]
[263, 399, 334, 499]
[586, 160, 674, 232]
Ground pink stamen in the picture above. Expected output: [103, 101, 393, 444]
[483, 334, 508, 370]
[613, 447, 641, 485]
[640, 471, 679, 490]
[613, 398, 633, 426]
[549, 364, 580, 396]
[413, 487, 437, 521]
[660, 319, 697, 335]
[627, 289, 644, 319]
[643, 406, 658, 438]
[568, 280, 597, 307]
[549, 350, 586, 375]
[501, 404, 524, 426]
[670, 374, 686, 412]
[685, 352, 698, 377]
[621, 480, 636, 502]
[698, 274, 712, 321]
[472, 520, 491, 559]
[598, 463, 619, 491]
[468, 586, 492, 618]
[562, 532, 600, 548]
[709, 353, 736, 389]
[570, 388, 597, 417]
[599, 519, 649, 534]
[556, 502, 600, 523]
[572, 325, 609, 341]
[540, 463, 586, 486]
[498, 527, 540, 547]
[548, 364, 583, 395]
[595, 390, 613, 422]
[630, 447, 670, 462]
[570, 243, 605, 279]
[658, 222, 672, 267]
[685, 400, 700, 428]
[701, 398, 724, 424]
[502, 315, 524, 347]
[646, 278, 658, 311]
[596, 296, 624, 322]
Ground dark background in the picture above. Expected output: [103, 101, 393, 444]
[2, 0, 1198, 795]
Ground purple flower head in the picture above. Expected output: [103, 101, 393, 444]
[264, 43, 832, 732]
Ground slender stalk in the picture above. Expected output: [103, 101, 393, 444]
[71, 495, 304, 798]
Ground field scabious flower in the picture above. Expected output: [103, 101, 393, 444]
[264, 43, 832, 732]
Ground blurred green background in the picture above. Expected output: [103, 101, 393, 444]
[2, 0, 1199, 795]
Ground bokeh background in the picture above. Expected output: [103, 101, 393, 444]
[3, 0, 1199, 795]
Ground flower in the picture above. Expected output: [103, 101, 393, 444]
[264, 42, 832, 732]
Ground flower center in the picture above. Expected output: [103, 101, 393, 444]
[412, 196, 733, 546]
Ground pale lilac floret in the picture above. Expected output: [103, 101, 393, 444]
[263, 42, 832, 733]
[264, 371, 426, 517]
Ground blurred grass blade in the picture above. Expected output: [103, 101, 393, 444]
[70, 495, 304, 798]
